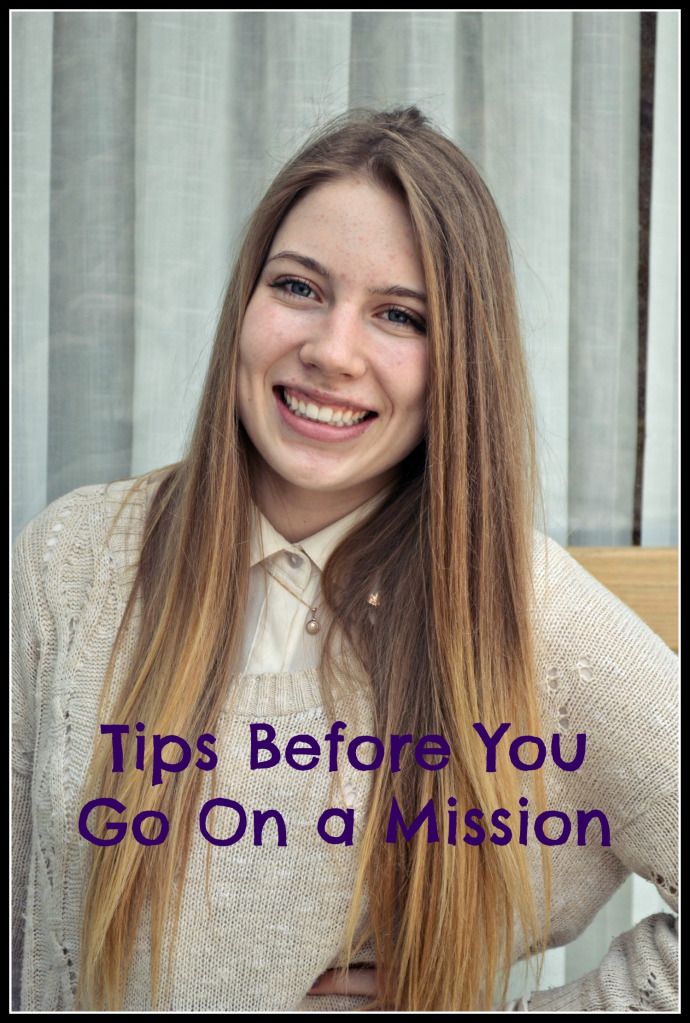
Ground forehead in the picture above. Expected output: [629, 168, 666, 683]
[269, 176, 424, 285]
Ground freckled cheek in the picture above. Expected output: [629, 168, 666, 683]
[381, 352, 428, 416]
[239, 309, 300, 372]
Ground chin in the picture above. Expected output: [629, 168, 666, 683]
[281, 470, 353, 491]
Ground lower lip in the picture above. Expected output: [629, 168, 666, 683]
[274, 388, 377, 443]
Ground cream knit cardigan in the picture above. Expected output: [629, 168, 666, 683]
[12, 476, 678, 1011]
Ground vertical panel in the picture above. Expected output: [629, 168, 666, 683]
[641, 12, 678, 546]
[263, 12, 352, 171]
[48, 13, 136, 500]
[350, 11, 456, 133]
[132, 13, 237, 474]
[454, 13, 485, 166]
[225, 13, 269, 229]
[568, 13, 640, 545]
[481, 12, 573, 545]
[11, 12, 53, 539]
[223, 11, 351, 252]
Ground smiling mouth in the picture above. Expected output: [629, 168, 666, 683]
[276, 386, 377, 428]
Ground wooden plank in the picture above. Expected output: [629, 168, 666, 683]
[565, 547, 678, 652]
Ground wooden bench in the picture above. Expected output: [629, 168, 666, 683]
[565, 547, 678, 653]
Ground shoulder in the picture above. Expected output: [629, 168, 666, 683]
[529, 528, 676, 682]
[12, 471, 168, 613]
[529, 529, 678, 822]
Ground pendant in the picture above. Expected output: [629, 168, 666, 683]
[305, 609, 320, 635]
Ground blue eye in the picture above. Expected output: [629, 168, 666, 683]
[270, 277, 315, 299]
[385, 307, 426, 333]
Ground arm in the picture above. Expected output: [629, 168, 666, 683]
[11, 496, 72, 1009]
[524, 536, 678, 1012]
[11, 522, 44, 1009]
[526, 798, 678, 1011]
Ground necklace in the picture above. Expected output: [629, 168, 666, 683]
[263, 563, 382, 635]
[263, 564, 322, 634]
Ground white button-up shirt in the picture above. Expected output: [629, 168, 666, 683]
[237, 485, 393, 673]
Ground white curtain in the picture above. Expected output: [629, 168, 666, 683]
[11, 9, 678, 1000]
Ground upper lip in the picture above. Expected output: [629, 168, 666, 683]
[277, 383, 376, 414]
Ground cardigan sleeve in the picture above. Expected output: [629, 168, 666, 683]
[10, 480, 150, 1011]
[525, 815, 677, 1012]
[11, 513, 52, 1009]
[524, 536, 678, 1012]
[11, 489, 98, 1010]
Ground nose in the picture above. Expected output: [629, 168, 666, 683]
[298, 304, 368, 379]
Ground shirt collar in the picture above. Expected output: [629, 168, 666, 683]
[249, 482, 396, 572]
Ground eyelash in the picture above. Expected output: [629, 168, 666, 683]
[268, 276, 427, 334]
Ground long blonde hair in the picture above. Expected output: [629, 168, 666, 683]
[77, 105, 550, 1010]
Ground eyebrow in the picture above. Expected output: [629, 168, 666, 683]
[265, 249, 427, 305]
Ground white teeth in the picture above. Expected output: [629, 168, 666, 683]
[282, 388, 371, 427]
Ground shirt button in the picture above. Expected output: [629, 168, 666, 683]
[287, 552, 303, 568]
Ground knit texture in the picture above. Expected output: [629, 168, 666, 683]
[12, 476, 678, 1011]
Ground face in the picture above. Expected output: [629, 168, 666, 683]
[237, 175, 428, 525]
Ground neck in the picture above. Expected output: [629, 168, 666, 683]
[251, 463, 397, 543]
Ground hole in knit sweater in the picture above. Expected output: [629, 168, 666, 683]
[577, 664, 593, 683]
[66, 617, 78, 652]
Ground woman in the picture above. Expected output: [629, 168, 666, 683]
[12, 106, 678, 1012]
